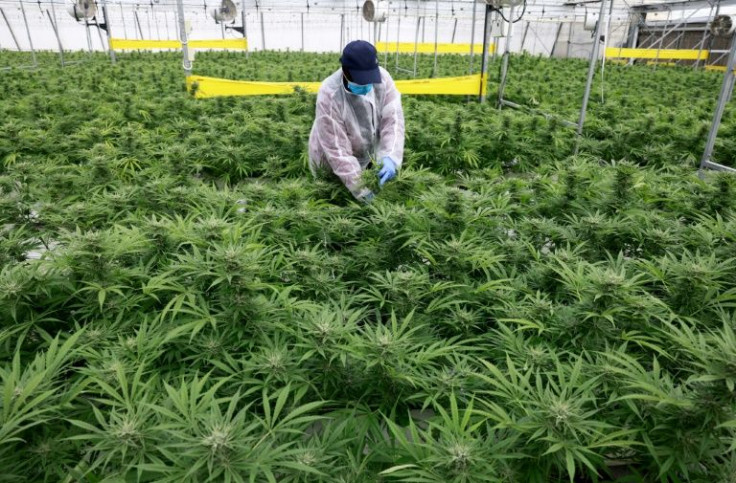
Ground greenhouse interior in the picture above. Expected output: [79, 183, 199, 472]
[2, 0, 736, 480]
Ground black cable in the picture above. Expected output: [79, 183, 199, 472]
[495, 0, 526, 24]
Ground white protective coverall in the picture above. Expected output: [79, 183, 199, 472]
[308, 67, 405, 200]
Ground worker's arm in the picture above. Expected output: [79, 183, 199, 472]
[377, 72, 405, 168]
[313, 91, 371, 200]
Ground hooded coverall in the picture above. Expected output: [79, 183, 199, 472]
[308, 66, 405, 200]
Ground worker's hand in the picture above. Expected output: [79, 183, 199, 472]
[377, 157, 397, 187]
[361, 191, 375, 204]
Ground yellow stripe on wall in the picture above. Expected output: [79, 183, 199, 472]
[375, 41, 492, 55]
[110, 38, 248, 51]
[605, 47, 708, 60]
[186, 73, 486, 98]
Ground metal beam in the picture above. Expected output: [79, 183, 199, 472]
[242, 5, 249, 58]
[498, 2, 516, 106]
[500, 99, 579, 128]
[46, 8, 65, 67]
[700, 33, 736, 173]
[0, 8, 21, 51]
[120, 2, 127, 39]
[631, 0, 727, 12]
[469, 0, 478, 73]
[577, 0, 607, 144]
[702, 160, 736, 173]
[479, 3, 492, 102]
[101, 0, 116, 63]
[19, 0, 36, 67]
[176, 0, 191, 77]
[433, 0, 439, 77]
[551, 22, 563, 58]
[260, 11, 266, 50]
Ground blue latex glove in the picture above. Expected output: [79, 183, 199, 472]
[377, 157, 397, 187]
[361, 191, 375, 204]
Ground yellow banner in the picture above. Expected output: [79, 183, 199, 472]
[187, 76, 320, 97]
[375, 41, 491, 55]
[705, 65, 735, 72]
[186, 73, 486, 98]
[110, 38, 248, 51]
[605, 47, 708, 60]
[396, 73, 486, 96]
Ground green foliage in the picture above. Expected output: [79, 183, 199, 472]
[0, 49, 735, 481]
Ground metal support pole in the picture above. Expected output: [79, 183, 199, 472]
[551, 22, 563, 58]
[395, 13, 401, 71]
[85, 21, 93, 51]
[153, 8, 160, 40]
[120, 2, 128, 39]
[340, 13, 345, 49]
[432, 0, 439, 77]
[626, 12, 643, 65]
[695, 2, 715, 69]
[164, 10, 170, 39]
[412, 16, 421, 77]
[626, 14, 641, 48]
[101, 0, 116, 62]
[176, 0, 192, 76]
[134, 11, 143, 39]
[576, 0, 607, 144]
[520, 21, 529, 52]
[241, 5, 248, 58]
[663, 31, 685, 51]
[499, 99, 579, 128]
[20, 1, 37, 67]
[384, 17, 390, 65]
[498, 3, 516, 106]
[653, 9, 672, 66]
[301, 13, 304, 52]
[452, 17, 458, 43]
[94, 19, 105, 50]
[469, 0, 477, 73]
[260, 12, 266, 51]
[119, 2, 128, 39]
[600, 0, 614, 101]
[146, 7, 152, 39]
[221, 22, 226, 40]
[601, 0, 614, 73]
[700, 34, 736, 174]
[704, 1, 721, 68]
[0, 8, 21, 51]
[479, 4, 492, 103]
[566, 21, 573, 58]
[46, 9, 65, 67]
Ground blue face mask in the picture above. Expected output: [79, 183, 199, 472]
[347, 80, 373, 96]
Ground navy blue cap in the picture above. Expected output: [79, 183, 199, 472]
[340, 40, 382, 85]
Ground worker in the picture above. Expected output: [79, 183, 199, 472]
[308, 40, 405, 202]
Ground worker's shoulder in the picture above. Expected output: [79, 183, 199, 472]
[317, 69, 343, 98]
[378, 66, 394, 82]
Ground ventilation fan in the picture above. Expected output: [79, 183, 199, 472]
[583, 11, 598, 31]
[210, 0, 237, 23]
[66, 0, 97, 21]
[362, 0, 388, 22]
[711, 15, 736, 37]
[479, 0, 523, 9]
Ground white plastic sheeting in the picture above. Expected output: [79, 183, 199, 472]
[0, 0, 634, 56]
